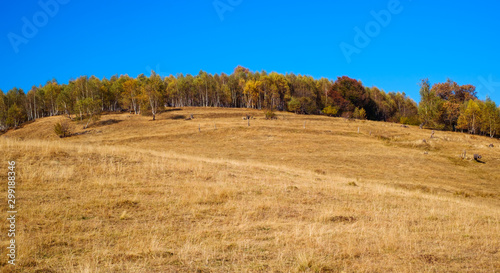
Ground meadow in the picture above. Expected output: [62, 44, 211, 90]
[0, 107, 499, 272]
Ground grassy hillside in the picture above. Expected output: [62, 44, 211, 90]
[1, 107, 499, 272]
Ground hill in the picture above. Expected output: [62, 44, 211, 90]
[1, 107, 499, 272]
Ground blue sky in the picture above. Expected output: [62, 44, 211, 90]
[1, 0, 499, 103]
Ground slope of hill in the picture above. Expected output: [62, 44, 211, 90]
[1, 107, 499, 272]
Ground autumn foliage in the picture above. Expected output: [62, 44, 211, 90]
[418, 78, 500, 137]
[1, 67, 498, 136]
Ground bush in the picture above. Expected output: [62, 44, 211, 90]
[264, 110, 277, 120]
[54, 122, 71, 138]
[353, 107, 367, 120]
[400, 116, 421, 126]
[322, 106, 339, 116]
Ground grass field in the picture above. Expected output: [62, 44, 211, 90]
[1, 107, 499, 272]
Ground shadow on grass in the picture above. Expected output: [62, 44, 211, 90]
[170, 115, 186, 120]
[161, 108, 183, 113]
[92, 119, 123, 127]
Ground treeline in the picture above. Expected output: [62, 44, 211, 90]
[0, 66, 417, 128]
[418, 79, 500, 137]
[0, 66, 498, 136]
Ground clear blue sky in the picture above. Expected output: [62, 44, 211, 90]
[1, 0, 499, 103]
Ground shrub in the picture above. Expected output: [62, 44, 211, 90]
[353, 107, 367, 120]
[54, 122, 71, 138]
[400, 116, 410, 125]
[264, 110, 277, 120]
[400, 115, 421, 126]
[359, 108, 367, 120]
[322, 106, 339, 116]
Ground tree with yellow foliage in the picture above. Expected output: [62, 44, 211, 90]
[457, 100, 481, 134]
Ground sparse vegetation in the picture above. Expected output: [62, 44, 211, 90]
[322, 105, 338, 116]
[53, 121, 71, 138]
[1, 107, 499, 272]
[353, 107, 367, 120]
[264, 110, 277, 120]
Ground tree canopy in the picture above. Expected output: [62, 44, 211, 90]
[1, 67, 498, 137]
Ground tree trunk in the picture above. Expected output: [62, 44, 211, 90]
[84, 114, 93, 129]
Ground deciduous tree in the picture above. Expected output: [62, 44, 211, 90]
[418, 79, 443, 128]
[457, 100, 481, 134]
[6, 104, 25, 128]
[144, 71, 164, 120]
[480, 98, 500, 137]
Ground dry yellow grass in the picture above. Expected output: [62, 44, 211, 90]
[0, 107, 499, 272]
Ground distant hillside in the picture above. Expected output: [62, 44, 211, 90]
[1, 107, 499, 272]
